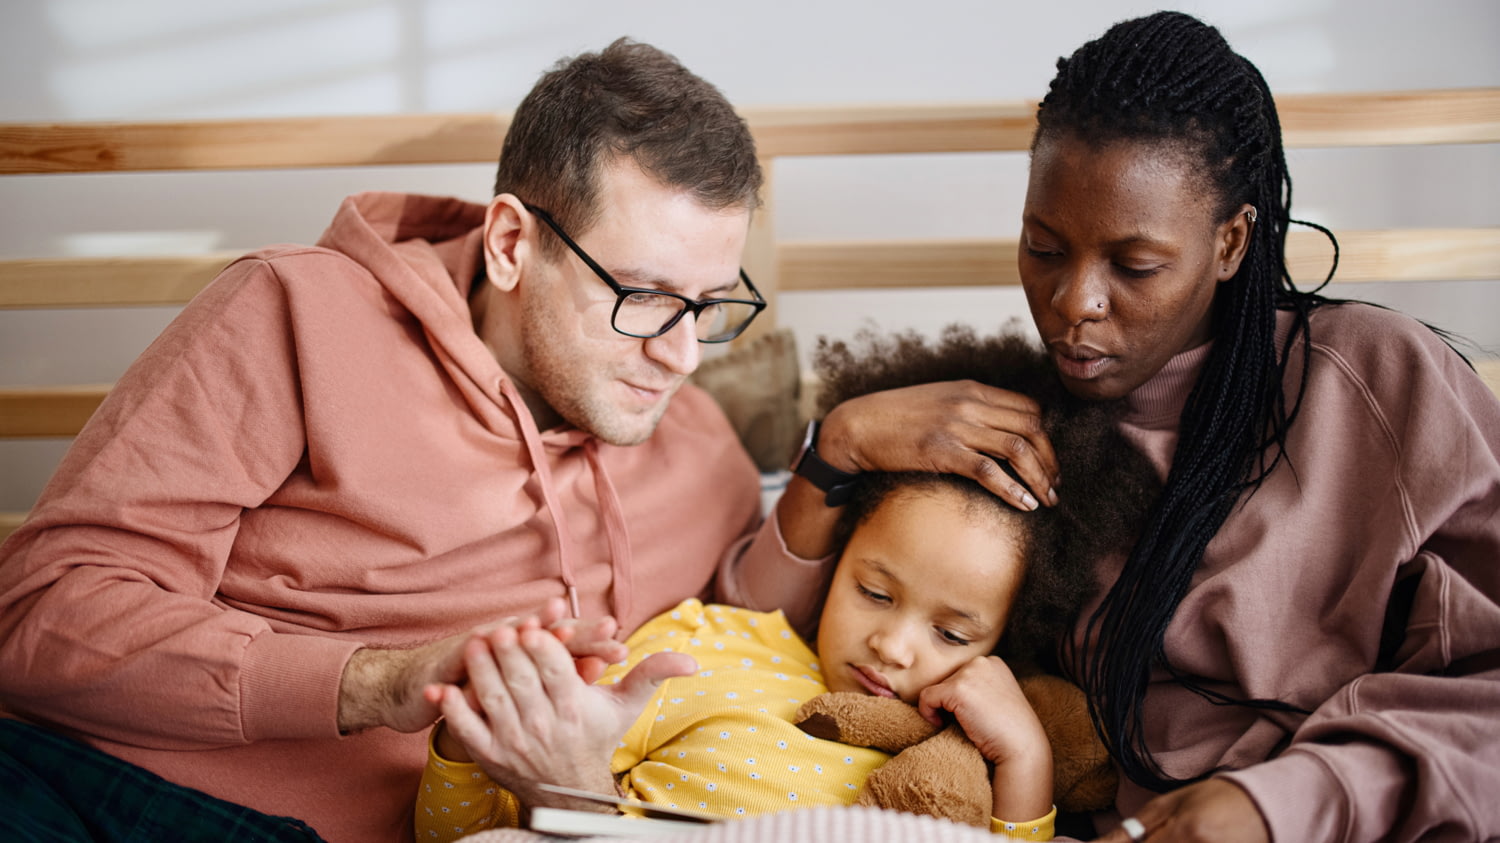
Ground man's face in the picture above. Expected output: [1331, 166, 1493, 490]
[506, 161, 751, 446]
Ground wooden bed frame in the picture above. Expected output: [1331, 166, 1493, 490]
[2, 88, 1498, 539]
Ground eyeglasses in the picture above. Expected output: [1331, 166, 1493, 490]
[523, 203, 766, 343]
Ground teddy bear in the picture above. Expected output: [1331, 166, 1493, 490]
[793, 674, 1117, 828]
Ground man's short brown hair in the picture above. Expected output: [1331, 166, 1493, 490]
[493, 38, 762, 256]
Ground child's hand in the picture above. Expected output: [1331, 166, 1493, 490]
[917, 655, 1045, 764]
[918, 655, 1053, 822]
[543, 608, 629, 683]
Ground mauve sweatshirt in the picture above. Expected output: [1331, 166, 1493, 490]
[0, 192, 771, 841]
[1091, 303, 1500, 842]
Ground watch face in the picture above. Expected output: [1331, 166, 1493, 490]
[792, 420, 818, 471]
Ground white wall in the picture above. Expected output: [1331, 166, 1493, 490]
[2, 0, 1498, 508]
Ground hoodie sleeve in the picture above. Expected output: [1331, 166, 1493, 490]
[0, 256, 359, 749]
[715, 507, 835, 638]
[1219, 315, 1500, 842]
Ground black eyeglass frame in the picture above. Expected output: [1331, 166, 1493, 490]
[522, 202, 766, 343]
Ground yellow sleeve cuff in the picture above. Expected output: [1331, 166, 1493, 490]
[991, 804, 1056, 840]
[414, 726, 522, 842]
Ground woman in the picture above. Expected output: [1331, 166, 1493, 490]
[746, 11, 1500, 843]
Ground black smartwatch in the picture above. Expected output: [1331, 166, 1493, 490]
[790, 419, 859, 507]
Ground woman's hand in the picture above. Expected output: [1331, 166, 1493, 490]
[918, 656, 1052, 823]
[822, 381, 1060, 512]
[430, 621, 696, 812]
[777, 381, 1061, 561]
[1093, 779, 1269, 843]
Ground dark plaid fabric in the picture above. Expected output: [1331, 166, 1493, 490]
[0, 719, 328, 842]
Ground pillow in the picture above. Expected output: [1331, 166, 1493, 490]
[690, 328, 804, 473]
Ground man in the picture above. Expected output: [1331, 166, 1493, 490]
[0, 39, 789, 842]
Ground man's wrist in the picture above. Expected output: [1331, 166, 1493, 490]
[338, 647, 396, 733]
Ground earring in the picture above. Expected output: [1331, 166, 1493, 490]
[1246, 206, 1258, 224]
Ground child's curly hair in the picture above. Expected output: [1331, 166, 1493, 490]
[814, 324, 1160, 672]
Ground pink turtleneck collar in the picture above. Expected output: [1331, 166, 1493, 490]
[1122, 341, 1215, 430]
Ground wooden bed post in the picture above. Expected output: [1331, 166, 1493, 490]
[737, 155, 778, 345]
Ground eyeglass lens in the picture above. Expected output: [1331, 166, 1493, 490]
[614, 294, 759, 342]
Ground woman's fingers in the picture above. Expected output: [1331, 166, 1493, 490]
[967, 393, 1060, 505]
[1091, 780, 1269, 843]
[824, 381, 1061, 511]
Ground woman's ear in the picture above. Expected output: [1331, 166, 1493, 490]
[1215, 203, 1257, 282]
[482, 195, 531, 293]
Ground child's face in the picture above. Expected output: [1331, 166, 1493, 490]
[816, 485, 1024, 704]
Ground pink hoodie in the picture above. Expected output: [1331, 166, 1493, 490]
[0, 192, 764, 841]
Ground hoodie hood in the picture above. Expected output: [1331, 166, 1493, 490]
[311, 190, 632, 621]
[315, 192, 497, 408]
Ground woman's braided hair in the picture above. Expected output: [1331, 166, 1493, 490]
[1034, 11, 1337, 791]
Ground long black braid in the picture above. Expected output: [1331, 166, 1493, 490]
[1037, 12, 1340, 792]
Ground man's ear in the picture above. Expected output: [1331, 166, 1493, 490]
[1215, 203, 1257, 283]
[483, 195, 531, 293]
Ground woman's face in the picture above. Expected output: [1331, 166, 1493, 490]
[1019, 135, 1252, 401]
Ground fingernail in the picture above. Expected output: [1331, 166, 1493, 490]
[1048, 488, 1059, 506]
[1021, 491, 1039, 510]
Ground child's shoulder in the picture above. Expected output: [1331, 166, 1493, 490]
[631, 599, 797, 642]
[610, 600, 818, 684]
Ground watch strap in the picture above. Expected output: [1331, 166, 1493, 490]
[792, 420, 859, 507]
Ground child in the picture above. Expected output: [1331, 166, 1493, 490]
[416, 326, 1158, 841]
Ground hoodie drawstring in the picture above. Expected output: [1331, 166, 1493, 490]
[497, 378, 631, 623]
[500, 379, 580, 616]
[585, 439, 633, 626]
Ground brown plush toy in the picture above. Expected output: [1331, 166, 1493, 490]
[794, 674, 1117, 828]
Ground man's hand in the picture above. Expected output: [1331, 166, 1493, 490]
[336, 597, 627, 734]
[433, 623, 696, 810]
[1093, 779, 1269, 843]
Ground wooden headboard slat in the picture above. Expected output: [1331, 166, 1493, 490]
[2, 90, 1495, 175]
[9, 347, 1500, 443]
[0, 385, 112, 438]
[3, 229, 1493, 310]
[0, 114, 512, 175]
[777, 229, 1500, 292]
[0, 253, 239, 308]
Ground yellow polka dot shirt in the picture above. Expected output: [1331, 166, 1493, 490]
[415, 599, 1053, 840]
